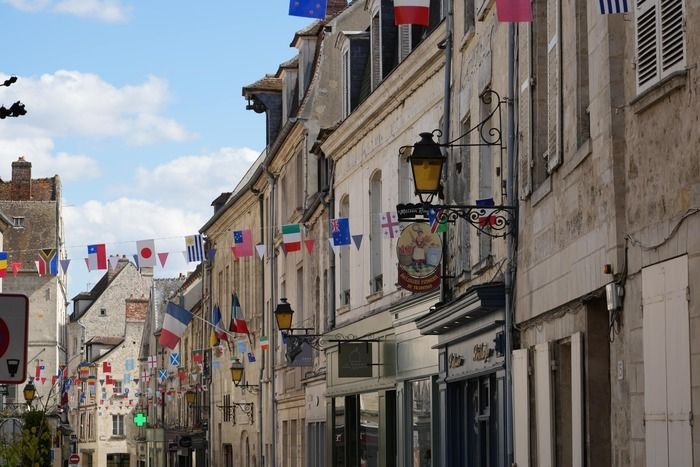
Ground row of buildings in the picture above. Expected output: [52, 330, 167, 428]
[31, 0, 696, 465]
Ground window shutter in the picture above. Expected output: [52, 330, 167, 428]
[518, 23, 532, 198]
[398, 25, 412, 62]
[546, 0, 562, 172]
[513, 348, 530, 467]
[371, 14, 382, 90]
[642, 255, 692, 467]
[636, 0, 659, 92]
[660, 0, 685, 74]
[535, 342, 554, 467]
[571, 332, 584, 467]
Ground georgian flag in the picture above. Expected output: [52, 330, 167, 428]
[394, 0, 430, 26]
[136, 239, 156, 267]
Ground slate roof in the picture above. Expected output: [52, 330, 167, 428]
[242, 75, 283, 96]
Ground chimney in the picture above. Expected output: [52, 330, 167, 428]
[326, 0, 347, 17]
[11, 156, 31, 201]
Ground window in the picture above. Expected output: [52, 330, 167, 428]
[99, 308, 106, 317]
[341, 32, 370, 117]
[307, 422, 326, 467]
[106, 453, 129, 467]
[464, 0, 475, 35]
[369, 171, 383, 294]
[342, 48, 351, 118]
[12, 216, 24, 228]
[478, 93, 493, 264]
[112, 414, 124, 436]
[635, 0, 685, 93]
[449, 118, 471, 277]
[113, 380, 122, 394]
[296, 150, 304, 211]
[409, 379, 433, 467]
[296, 267, 304, 328]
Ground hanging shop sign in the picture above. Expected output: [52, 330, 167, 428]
[337, 342, 373, 378]
[396, 223, 441, 293]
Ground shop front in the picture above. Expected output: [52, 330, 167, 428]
[416, 283, 506, 467]
[324, 311, 396, 467]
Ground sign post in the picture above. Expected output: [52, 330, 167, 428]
[0, 294, 29, 383]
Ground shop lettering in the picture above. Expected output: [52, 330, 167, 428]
[448, 353, 464, 368]
[473, 343, 492, 361]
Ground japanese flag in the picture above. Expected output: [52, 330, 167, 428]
[136, 239, 156, 267]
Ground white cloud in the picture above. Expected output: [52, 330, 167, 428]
[0, 70, 194, 144]
[0, 138, 100, 182]
[2, 0, 130, 21]
[133, 147, 260, 211]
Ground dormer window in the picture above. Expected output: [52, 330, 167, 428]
[340, 31, 370, 118]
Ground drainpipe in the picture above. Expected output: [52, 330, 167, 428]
[263, 165, 277, 467]
[440, 0, 453, 305]
[504, 21, 518, 467]
[325, 159, 336, 330]
[252, 188, 265, 467]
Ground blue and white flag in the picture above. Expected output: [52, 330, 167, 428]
[185, 234, 205, 263]
[330, 217, 351, 246]
[598, 0, 628, 14]
[170, 353, 180, 366]
[159, 369, 168, 382]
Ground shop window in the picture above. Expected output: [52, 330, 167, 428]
[409, 379, 432, 467]
[359, 393, 379, 467]
[307, 422, 326, 467]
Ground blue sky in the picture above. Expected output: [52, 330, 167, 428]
[0, 0, 312, 300]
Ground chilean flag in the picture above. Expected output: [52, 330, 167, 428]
[87, 244, 107, 270]
[159, 302, 193, 350]
[394, 0, 430, 25]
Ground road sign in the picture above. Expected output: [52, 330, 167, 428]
[0, 294, 28, 384]
[69, 453, 80, 464]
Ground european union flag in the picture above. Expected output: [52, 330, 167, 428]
[289, 0, 327, 19]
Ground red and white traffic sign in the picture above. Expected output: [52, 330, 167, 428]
[0, 294, 28, 384]
[69, 453, 80, 464]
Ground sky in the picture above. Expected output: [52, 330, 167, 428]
[0, 0, 312, 302]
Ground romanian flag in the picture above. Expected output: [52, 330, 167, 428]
[0, 252, 8, 278]
[210, 305, 228, 346]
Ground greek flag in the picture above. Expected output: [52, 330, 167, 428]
[598, 0, 628, 14]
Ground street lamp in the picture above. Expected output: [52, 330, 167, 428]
[229, 360, 258, 393]
[396, 91, 516, 238]
[185, 390, 196, 406]
[273, 298, 294, 332]
[23, 379, 36, 407]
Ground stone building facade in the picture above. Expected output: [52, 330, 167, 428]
[67, 258, 153, 467]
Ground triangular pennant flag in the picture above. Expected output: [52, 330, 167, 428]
[133, 254, 139, 268]
[158, 252, 169, 268]
[84, 258, 90, 271]
[182, 251, 189, 262]
[255, 243, 266, 259]
[208, 248, 217, 264]
[11, 262, 20, 278]
[281, 245, 288, 256]
[109, 256, 120, 271]
[352, 234, 363, 250]
[304, 239, 316, 254]
[34, 261, 42, 276]
[60, 259, 71, 274]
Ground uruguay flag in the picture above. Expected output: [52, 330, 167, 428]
[159, 303, 193, 350]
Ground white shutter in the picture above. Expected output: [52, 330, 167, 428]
[659, 0, 685, 74]
[518, 23, 532, 198]
[513, 348, 530, 467]
[571, 332, 584, 467]
[642, 255, 692, 467]
[535, 342, 553, 467]
[636, 0, 660, 92]
[398, 25, 412, 62]
[545, 0, 562, 172]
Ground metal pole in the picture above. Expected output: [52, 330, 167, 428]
[504, 21, 517, 467]
[264, 167, 277, 467]
[256, 191, 265, 467]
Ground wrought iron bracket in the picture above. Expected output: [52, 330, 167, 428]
[217, 402, 254, 424]
[396, 202, 516, 238]
[233, 383, 259, 395]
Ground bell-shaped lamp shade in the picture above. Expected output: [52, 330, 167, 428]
[230, 360, 244, 386]
[185, 390, 196, 405]
[23, 381, 36, 404]
[274, 298, 295, 332]
[409, 132, 445, 195]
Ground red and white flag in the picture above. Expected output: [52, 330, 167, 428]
[87, 244, 107, 270]
[137, 239, 156, 267]
[394, 0, 430, 25]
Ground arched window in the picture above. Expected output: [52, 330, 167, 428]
[369, 171, 383, 294]
[339, 195, 350, 307]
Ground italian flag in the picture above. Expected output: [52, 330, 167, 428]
[394, 0, 430, 26]
[282, 224, 302, 252]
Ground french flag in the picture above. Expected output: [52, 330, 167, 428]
[394, 0, 430, 26]
[87, 244, 107, 270]
[159, 303, 193, 350]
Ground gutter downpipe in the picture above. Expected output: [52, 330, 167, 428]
[440, 0, 453, 306]
[253, 189, 266, 467]
[263, 165, 277, 467]
[326, 159, 336, 330]
[505, 21, 517, 467]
